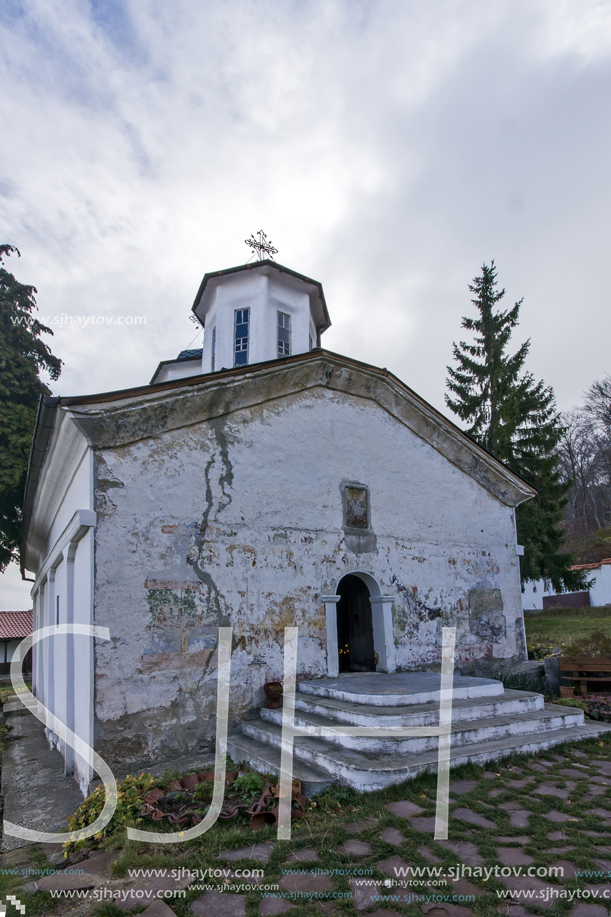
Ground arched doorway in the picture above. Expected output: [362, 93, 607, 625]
[336, 574, 376, 672]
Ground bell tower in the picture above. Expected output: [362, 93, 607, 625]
[150, 236, 331, 385]
[192, 259, 331, 374]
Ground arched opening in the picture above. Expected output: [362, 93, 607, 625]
[336, 574, 376, 673]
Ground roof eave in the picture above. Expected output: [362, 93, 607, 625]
[57, 349, 536, 506]
[20, 395, 60, 579]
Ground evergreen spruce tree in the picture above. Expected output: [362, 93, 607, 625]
[446, 261, 587, 592]
[0, 245, 62, 570]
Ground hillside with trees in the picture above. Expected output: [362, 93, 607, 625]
[559, 374, 611, 564]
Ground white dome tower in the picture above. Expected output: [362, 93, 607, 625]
[194, 259, 331, 373]
[150, 259, 331, 385]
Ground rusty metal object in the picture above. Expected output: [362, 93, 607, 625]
[141, 773, 307, 830]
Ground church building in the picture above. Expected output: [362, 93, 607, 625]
[21, 253, 536, 792]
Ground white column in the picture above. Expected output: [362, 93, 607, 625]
[37, 581, 46, 707]
[370, 596, 396, 673]
[65, 543, 76, 774]
[46, 569, 56, 730]
[31, 591, 39, 697]
[320, 595, 341, 678]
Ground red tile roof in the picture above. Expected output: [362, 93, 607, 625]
[0, 610, 33, 640]
[571, 557, 611, 571]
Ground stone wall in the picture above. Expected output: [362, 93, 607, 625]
[91, 382, 525, 769]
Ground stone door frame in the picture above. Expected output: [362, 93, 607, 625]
[321, 572, 396, 677]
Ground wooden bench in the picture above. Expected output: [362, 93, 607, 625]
[558, 656, 611, 697]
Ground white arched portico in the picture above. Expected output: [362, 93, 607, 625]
[321, 572, 396, 677]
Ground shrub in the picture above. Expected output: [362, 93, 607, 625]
[231, 772, 266, 802]
[64, 772, 157, 856]
[553, 697, 588, 710]
[193, 781, 213, 803]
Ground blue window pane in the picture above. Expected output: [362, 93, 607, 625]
[234, 308, 249, 366]
[277, 311, 291, 357]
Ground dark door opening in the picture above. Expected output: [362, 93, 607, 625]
[336, 574, 375, 673]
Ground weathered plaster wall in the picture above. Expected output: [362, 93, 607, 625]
[92, 386, 524, 769]
[26, 412, 92, 573]
[28, 412, 95, 792]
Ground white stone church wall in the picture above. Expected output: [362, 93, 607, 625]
[28, 418, 95, 793]
[91, 387, 524, 770]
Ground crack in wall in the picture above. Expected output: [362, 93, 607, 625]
[188, 415, 234, 626]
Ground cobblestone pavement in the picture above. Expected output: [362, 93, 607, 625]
[2, 742, 611, 915]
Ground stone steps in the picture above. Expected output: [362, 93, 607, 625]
[3, 695, 38, 715]
[232, 716, 611, 792]
[228, 673, 611, 792]
[258, 701, 583, 755]
[296, 672, 504, 707]
[226, 732, 333, 796]
[292, 687, 544, 728]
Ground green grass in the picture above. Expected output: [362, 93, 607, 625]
[525, 605, 611, 656]
[0, 680, 31, 705]
[5, 733, 611, 916]
[72, 738, 611, 915]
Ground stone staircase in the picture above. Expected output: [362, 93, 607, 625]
[227, 672, 611, 794]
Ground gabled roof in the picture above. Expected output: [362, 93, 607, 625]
[27, 348, 535, 508]
[21, 350, 538, 573]
[0, 610, 33, 640]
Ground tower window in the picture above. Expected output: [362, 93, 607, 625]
[234, 308, 249, 366]
[277, 311, 291, 356]
[211, 327, 216, 372]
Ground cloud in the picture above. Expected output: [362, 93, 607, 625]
[1, 0, 610, 598]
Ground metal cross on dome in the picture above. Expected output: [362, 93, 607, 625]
[245, 230, 278, 261]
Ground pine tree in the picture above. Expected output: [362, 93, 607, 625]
[0, 245, 62, 571]
[446, 261, 587, 592]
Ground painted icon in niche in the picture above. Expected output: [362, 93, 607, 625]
[345, 486, 368, 528]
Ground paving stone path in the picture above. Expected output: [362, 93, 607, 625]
[5, 744, 611, 915]
[380, 827, 406, 846]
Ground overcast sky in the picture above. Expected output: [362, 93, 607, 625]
[2, 0, 610, 608]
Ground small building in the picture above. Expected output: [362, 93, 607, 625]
[21, 258, 536, 793]
[522, 557, 611, 611]
[0, 610, 33, 679]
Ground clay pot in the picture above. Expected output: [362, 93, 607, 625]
[181, 774, 199, 790]
[263, 681, 283, 708]
[250, 810, 278, 829]
[560, 685, 575, 698]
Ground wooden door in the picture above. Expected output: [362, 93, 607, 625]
[336, 575, 375, 673]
